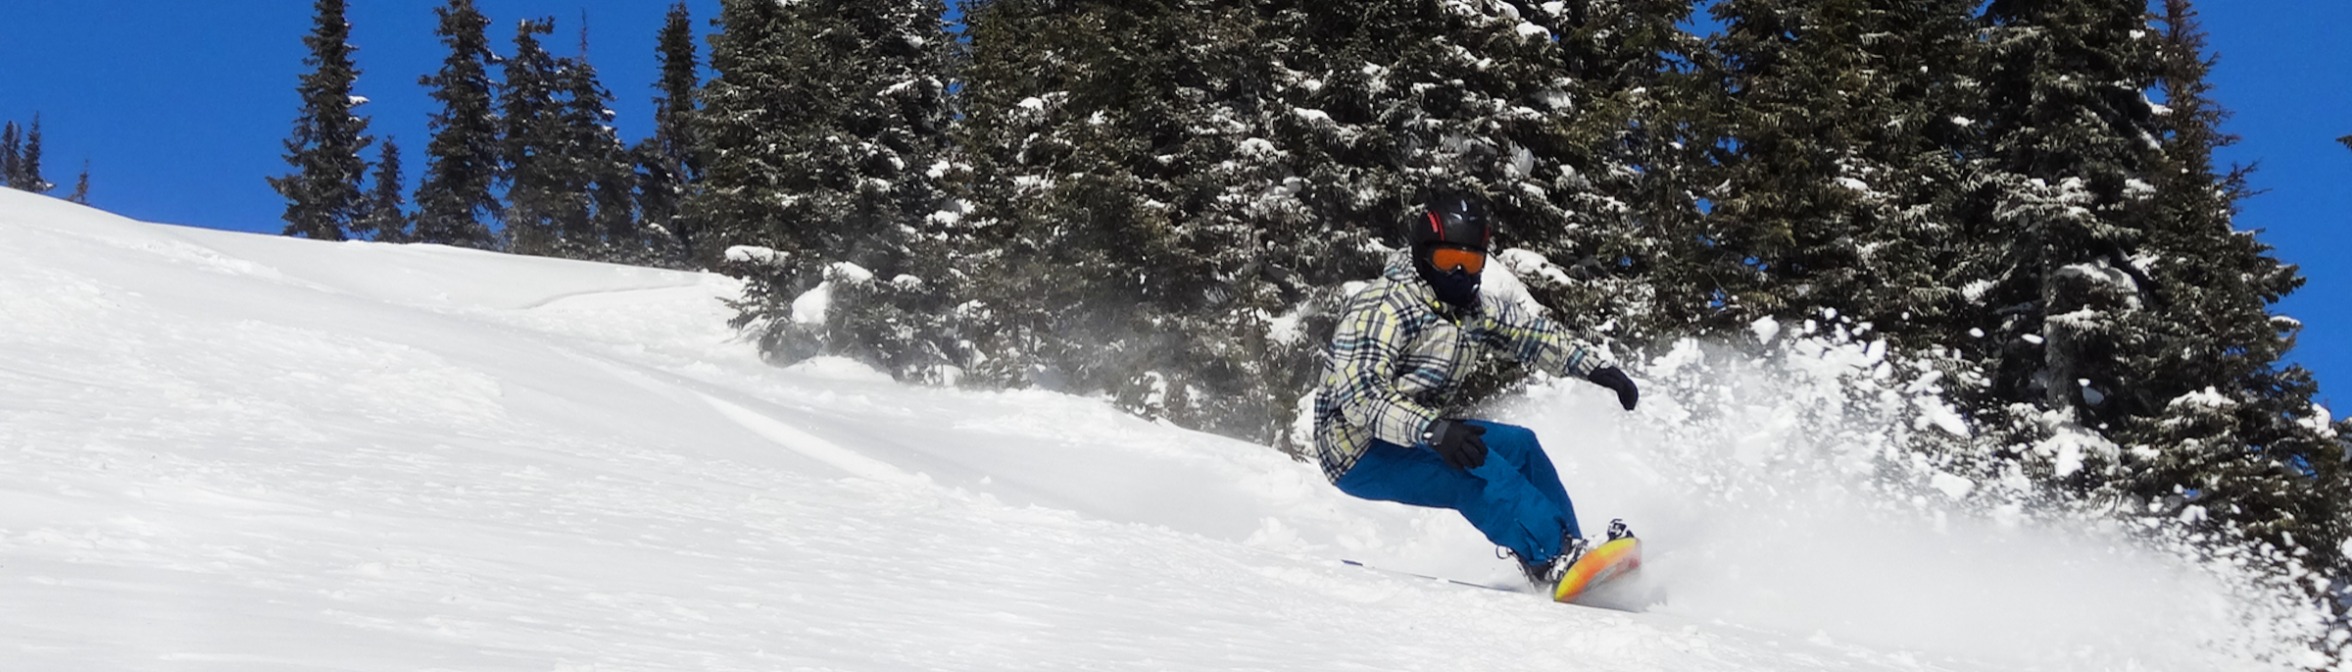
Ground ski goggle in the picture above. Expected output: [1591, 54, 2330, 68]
[1428, 245, 1487, 275]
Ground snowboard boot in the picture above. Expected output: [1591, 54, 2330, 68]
[1605, 518, 1634, 541]
[1514, 533, 1590, 589]
[1511, 521, 1635, 589]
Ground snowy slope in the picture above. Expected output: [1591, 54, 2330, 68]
[0, 190, 2320, 671]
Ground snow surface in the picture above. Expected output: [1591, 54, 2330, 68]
[0, 190, 2322, 670]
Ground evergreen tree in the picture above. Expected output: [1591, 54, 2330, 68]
[1525, 0, 1713, 337]
[501, 18, 568, 257]
[1248, 0, 1388, 298]
[704, 0, 963, 383]
[268, 0, 371, 241]
[1695, 0, 1981, 339]
[414, 0, 501, 249]
[67, 161, 90, 204]
[1691, 0, 1843, 326]
[958, 0, 1304, 434]
[1, 121, 19, 190]
[492, 17, 634, 261]
[1950, 0, 2165, 480]
[358, 138, 410, 242]
[823, 0, 957, 267]
[19, 115, 47, 194]
[806, 0, 961, 375]
[687, 0, 802, 272]
[1, 118, 60, 194]
[1863, 0, 1994, 349]
[951, 0, 1082, 386]
[2117, 0, 2352, 618]
[556, 32, 637, 259]
[636, 2, 702, 265]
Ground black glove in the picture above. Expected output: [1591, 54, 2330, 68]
[1422, 419, 1488, 470]
[1587, 366, 1639, 411]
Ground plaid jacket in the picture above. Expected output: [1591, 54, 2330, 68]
[1310, 253, 1611, 483]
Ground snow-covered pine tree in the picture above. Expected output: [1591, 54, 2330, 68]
[553, 27, 638, 262]
[688, 0, 813, 280]
[949, 0, 1070, 386]
[1684, 0, 1840, 326]
[268, 0, 371, 242]
[1247, 1, 1386, 307]
[1950, 0, 2167, 492]
[1109, 0, 1305, 437]
[699, 0, 960, 381]
[634, 2, 702, 267]
[500, 18, 569, 257]
[956, 0, 1311, 436]
[782, 0, 930, 271]
[356, 138, 410, 242]
[1171, 0, 1364, 447]
[414, 0, 501, 249]
[1525, 0, 1711, 338]
[2117, 0, 2351, 630]
[695, 0, 828, 354]
[1852, 0, 1990, 351]
[789, 0, 963, 381]
[588, 135, 640, 262]
[1696, 0, 1981, 338]
[1701, 0, 1996, 362]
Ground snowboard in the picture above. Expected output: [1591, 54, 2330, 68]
[1551, 537, 1642, 604]
[1340, 536, 1652, 611]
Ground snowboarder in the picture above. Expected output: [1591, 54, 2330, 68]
[1311, 193, 1642, 589]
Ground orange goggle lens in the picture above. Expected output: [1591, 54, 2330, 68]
[1429, 246, 1487, 275]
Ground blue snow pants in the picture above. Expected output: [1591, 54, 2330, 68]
[1334, 420, 1583, 564]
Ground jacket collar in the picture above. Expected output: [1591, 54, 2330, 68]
[1383, 251, 1467, 317]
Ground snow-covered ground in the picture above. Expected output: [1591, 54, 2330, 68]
[0, 190, 2322, 671]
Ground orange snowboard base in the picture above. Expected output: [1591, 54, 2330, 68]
[1552, 537, 1642, 604]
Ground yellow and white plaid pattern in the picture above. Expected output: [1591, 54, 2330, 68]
[1311, 253, 1610, 482]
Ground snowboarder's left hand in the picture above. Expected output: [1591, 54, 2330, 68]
[1587, 366, 1639, 411]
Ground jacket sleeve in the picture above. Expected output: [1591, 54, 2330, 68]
[1471, 298, 1613, 379]
[1325, 294, 1441, 447]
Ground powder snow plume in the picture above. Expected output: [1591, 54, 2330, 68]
[1487, 331, 2335, 669]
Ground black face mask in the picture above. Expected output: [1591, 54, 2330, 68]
[1414, 248, 1482, 311]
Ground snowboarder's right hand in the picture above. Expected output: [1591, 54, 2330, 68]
[1422, 419, 1488, 470]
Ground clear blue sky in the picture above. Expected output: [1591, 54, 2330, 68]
[1, 1, 2343, 410]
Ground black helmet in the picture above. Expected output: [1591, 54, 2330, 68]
[1403, 194, 1492, 252]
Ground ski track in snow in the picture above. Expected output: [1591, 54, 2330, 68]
[0, 191, 2308, 671]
